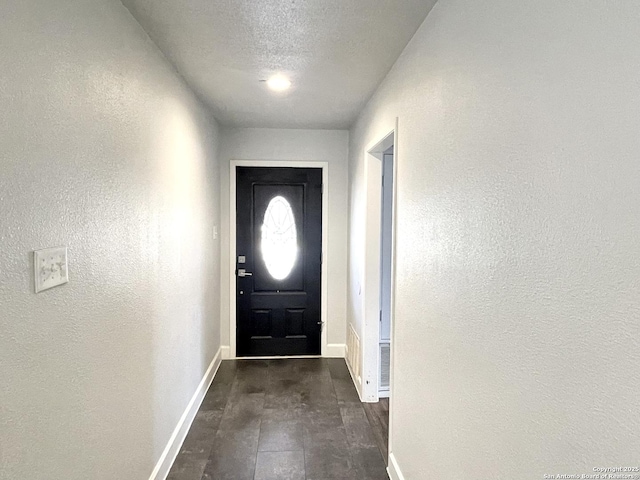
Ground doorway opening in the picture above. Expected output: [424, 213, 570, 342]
[361, 124, 397, 467]
[379, 145, 393, 399]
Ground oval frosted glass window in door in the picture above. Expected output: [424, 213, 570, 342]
[261, 196, 298, 280]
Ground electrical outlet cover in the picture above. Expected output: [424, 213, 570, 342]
[34, 246, 69, 293]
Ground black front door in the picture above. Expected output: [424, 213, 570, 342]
[236, 167, 322, 357]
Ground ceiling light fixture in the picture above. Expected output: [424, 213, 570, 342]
[266, 74, 291, 92]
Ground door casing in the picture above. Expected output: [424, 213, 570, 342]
[361, 123, 398, 403]
[229, 160, 329, 359]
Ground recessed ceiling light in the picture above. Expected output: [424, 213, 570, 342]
[266, 75, 291, 92]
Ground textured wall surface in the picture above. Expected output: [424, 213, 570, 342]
[0, 1, 221, 479]
[349, 0, 640, 478]
[218, 128, 349, 351]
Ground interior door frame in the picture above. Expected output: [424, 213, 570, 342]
[229, 160, 329, 359]
[362, 122, 398, 403]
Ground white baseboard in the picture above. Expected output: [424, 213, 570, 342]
[148, 347, 223, 480]
[387, 452, 405, 480]
[324, 343, 346, 357]
[220, 345, 231, 359]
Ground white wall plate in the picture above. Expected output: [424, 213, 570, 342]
[34, 246, 69, 293]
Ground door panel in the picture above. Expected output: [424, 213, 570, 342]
[236, 167, 322, 357]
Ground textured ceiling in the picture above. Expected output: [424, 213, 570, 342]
[121, 0, 437, 128]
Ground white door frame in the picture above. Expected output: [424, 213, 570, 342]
[229, 160, 329, 359]
[361, 122, 398, 403]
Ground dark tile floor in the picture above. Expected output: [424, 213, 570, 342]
[363, 398, 389, 465]
[167, 358, 389, 480]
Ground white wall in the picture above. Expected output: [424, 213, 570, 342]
[218, 128, 349, 354]
[0, 2, 221, 479]
[349, 1, 640, 478]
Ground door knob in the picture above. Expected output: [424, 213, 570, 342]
[238, 269, 253, 277]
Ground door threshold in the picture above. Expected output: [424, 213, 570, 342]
[234, 355, 323, 360]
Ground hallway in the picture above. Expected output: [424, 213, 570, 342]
[4, 1, 640, 478]
[167, 359, 388, 480]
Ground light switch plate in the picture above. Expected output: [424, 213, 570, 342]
[34, 246, 68, 293]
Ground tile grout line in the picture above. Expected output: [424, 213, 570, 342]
[302, 361, 307, 479]
[252, 361, 268, 480]
[201, 364, 236, 480]
[329, 359, 361, 479]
